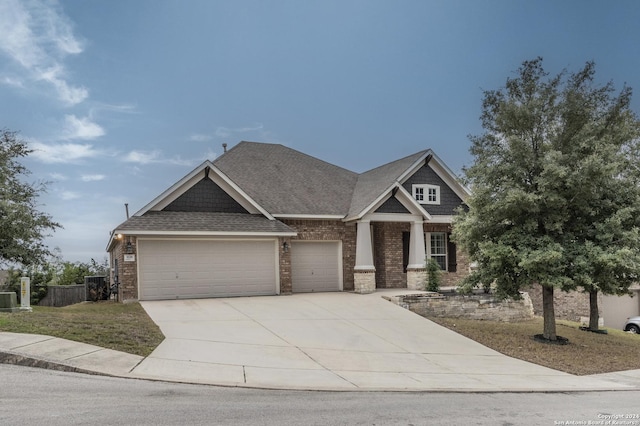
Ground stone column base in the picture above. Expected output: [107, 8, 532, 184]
[354, 270, 376, 294]
[406, 268, 426, 291]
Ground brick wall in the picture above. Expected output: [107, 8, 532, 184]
[373, 222, 410, 288]
[281, 219, 357, 291]
[278, 236, 292, 294]
[424, 223, 470, 288]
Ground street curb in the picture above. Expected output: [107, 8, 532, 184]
[0, 350, 107, 377]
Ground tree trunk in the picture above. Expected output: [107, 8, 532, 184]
[542, 285, 557, 340]
[589, 289, 600, 331]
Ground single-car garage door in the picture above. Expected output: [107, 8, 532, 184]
[138, 239, 277, 300]
[291, 241, 341, 293]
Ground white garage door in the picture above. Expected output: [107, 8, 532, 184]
[138, 239, 277, 300]
[291, 241, 341, 293]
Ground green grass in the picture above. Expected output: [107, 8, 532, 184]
[428, 316, 640, 375]
[0, 301, 164, 357]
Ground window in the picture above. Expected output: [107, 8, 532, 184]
[412, 184, 440, 205]
[425, 232, 447, 270]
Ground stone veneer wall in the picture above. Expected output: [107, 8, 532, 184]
[354, 271, 376, 294]
[525, 284, 602, 322]
[390, 292, 535, 322]
[111, 236, 139, 301]
[280, 219, 357, 291]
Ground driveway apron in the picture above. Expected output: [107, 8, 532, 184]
[131, 291, 632, 391]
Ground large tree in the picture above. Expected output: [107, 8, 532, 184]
[556, 64, 640, 331]
[453, 58, 640, 341]
[0, 129, 61, 266]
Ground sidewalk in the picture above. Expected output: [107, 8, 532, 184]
[2, 330, 637, 392]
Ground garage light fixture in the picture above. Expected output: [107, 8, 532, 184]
[282, 241, 289, 253]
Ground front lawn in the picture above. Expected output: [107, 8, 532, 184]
[428, 316, 640, 375]
[0, 301, 164, 357]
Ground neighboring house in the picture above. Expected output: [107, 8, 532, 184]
[526, 284, 640, 330]
[106, 142, 471, 301]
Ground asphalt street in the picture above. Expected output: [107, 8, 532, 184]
[2, 364, 639, 426]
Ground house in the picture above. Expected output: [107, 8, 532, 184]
[106, 142, 471, 301]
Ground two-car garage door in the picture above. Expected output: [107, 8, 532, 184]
[138, 239, 277, 300]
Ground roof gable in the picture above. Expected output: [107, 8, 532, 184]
[374, 195, 411, 214]
[345, 150, 469, 221]
[346, 151, 428, 220]
[398, 151, 470, 203]
[134, 160, 273, 219]
[163, 177, 249, 213]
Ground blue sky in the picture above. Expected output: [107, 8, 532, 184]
[1, 0, 639, 263]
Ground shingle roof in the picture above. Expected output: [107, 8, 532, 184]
[213, 142, 358, 215]
[114, 211, 295, 234]
[347, 151, 428, 218]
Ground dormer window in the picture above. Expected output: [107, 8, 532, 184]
[412, 184, 440, 205]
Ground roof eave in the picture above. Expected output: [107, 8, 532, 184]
[111, 230, 298, 237]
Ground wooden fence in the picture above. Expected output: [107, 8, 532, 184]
[38, 284, 86, 307]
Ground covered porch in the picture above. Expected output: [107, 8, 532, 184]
[352, 213, 457, 293]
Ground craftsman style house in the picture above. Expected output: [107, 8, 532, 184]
[107, 142, 470, 301]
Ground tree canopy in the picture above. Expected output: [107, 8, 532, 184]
[453, 58, 640, 340]
[0, 129, 61, 267]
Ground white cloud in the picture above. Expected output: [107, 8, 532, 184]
[30, 141, 103, 163]
[1, 75, 24, 88]
[49, 172, 67, 181]
[93, 103, 138, 114]
[0, 0, 87, 105]
[62, 114, 105, 140]
[60, 190, 80, 200]
[189, 133, 213, 142]
[123, 150, 161, 165]
[80, 174, 105, 182]
[40, 67, 88, 105]
[123, 150, 203, 167]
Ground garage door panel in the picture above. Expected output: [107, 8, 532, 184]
[291, 241, 340, 293]
[138, 239, 277, 300]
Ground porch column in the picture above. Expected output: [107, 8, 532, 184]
[354, 220, 376, 294]
[407, 220, 427, 291]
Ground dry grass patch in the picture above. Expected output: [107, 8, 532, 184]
[427, 316, 640, 375]
[0, 301, 164, 357]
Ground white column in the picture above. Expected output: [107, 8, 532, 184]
[407, 220, 426, 270]
[354, 220, 375, 271]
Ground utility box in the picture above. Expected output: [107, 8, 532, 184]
[0, 291, 19, 313]
[85, 276, 109, 301]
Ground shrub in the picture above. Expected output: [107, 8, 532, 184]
[425, 258, 442, 292]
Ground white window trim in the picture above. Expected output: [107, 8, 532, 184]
[412, 184, 440, 205]
[425, 231, 447, 271]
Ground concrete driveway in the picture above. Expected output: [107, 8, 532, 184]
[131, 291, 631, 391]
